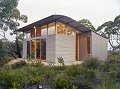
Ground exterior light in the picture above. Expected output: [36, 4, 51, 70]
[34, 26, 37, 37]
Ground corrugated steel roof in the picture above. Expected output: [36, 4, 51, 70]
[17, 15, 92, 32]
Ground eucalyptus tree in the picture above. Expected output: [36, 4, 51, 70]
[0, 0, 28, 58]
[97, 15, 120, 51]
[78, 19, 96, 31]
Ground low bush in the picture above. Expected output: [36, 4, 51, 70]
[0, 57, 120, 89]
[55, 78, 67, 89]
[82, 57, 101, 70]
[0, 56, 13, 66]
[12, 60, 27, 69]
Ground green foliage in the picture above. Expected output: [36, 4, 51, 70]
[58, 56, 64, 66]
[55, 78, 67, 89]
[0, 57, 120, 89]
[0, 0, 18, 18]
[0, 40, 5, 57]
[82, 57, 101, 70]
[96, 78, 119, 89]
[31, 51, 35, 59]
[97, 15, 120, 51]
[11, 60, 27, 69]
[0, 56, 13, 66]
[78, 19, 96, 30]
[65, 65, 85, 77]
[0, 0, 28, 58]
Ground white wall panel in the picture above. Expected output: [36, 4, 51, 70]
[46, 35, 56, 63]
[92, 32, 108, 60]
[55, 34, 75, 64]
[23, 39, 27, 58]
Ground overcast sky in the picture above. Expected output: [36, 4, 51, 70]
[1, 0, 120, 41]
[17, 0, 120, 28]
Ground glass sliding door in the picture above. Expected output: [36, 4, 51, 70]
[41, 39, 46, 60]
[29, 39, 46, 60]
[31, 40, 36, 58]
[36, 40, 40, 59]
[31, 39, 41, 59]
[27, 41, 30, 58]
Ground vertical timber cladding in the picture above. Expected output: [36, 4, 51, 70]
[79, 32, 91, 61]
[76, 34, 79, 61]
[55, 34, 76, 64]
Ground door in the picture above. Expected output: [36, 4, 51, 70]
[76, 34, 79, 61]
[27, 41, 30, 58]
[36, 40, 40, 59]
[41, 39, 46, 60]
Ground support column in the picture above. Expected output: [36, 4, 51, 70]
[55, 21, 57, 34]
[34, 26, 37, 59]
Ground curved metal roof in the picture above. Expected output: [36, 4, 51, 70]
[18, 15, 92, 32]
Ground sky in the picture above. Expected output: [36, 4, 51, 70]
[17, 0, 120, 28]
[1, 0, 120, 41]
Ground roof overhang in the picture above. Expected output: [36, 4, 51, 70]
[17, 15, 92, 33]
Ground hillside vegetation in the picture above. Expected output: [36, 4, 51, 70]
[0, 54, 120, 89]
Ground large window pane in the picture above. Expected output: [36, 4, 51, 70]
[41, 39, 46, 60]
[57, 22, 66, 35]
[27, 41, 30, 57]
[25, 30, 31, 38]
[36, 26, 41, 37]
[57, 22, 75, 36]
[87, 37, 91, 55]
[66, 26, 75, 36]
[41, 25, 47, 36]
[31, 28, 35, 37]
[48, 22, 55, 35]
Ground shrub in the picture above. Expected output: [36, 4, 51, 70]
[58, 56, 64, 66]
[51, 66, 67, 72]
[29, 76, 41, 85]
[95, 78, 119, 89]
[0, 69, 24, 89]
[0, 56, 13, 66]
[55, 78, 67, 89]
[12, 60, 27, 69]
[82, 57, 101, 70]
[65, 65, 85, 78]
[75, 75, 92, 89]
[100, 58, 120, 85]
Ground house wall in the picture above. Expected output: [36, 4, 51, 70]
[46, 34, 75, 64]
[46, 35, 56, 63]
[55, 34, 75, 64]
[23, 39, 27, 58]
[79, 32, 91, 61]
[91, 32, 108, 60]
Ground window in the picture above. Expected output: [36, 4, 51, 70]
[66, 26, 75, 36]
[87, 37, 91, 55]
[36, 26, 41, 37]
[41, 25, 47, 36]
[57, 22, 66, 35]
[56, 22, 75, 36]
[31, 28, 35, 37]
[48, 22, 55, 35]
[27, 41, 30, 57]
[31, 40, 36, 52]
[25, 30, 31, 38]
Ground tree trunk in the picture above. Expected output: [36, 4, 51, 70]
[16, 33, 22, 58]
